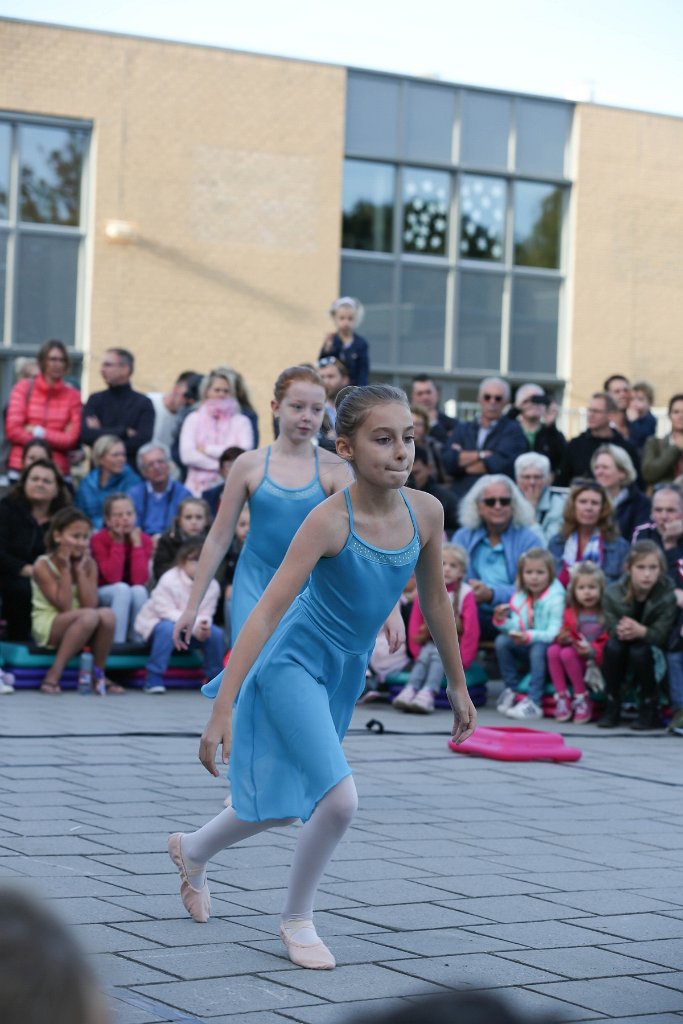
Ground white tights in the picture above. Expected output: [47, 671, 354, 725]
[181, 775, 358, 941]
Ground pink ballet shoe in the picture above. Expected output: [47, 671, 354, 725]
[167, 832, 211, 923]
[279, 920, 336, 970]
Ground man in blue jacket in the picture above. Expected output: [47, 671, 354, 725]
[443, 377, 527, 506]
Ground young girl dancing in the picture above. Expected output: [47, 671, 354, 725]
[31, 507, 121, 694]
[173, 366, 353, 648]
[393, 542, 480, 713]
[169, 385, 476, 970]
[599, 540, 677, 730]
[547, 562, 608, 723]
[494, 547, 565, 720]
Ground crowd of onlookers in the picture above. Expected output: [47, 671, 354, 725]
[0, 305, 682, 733]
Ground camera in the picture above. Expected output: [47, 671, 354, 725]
[530, 394, 551, 406]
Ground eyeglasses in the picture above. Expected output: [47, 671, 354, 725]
[481, 496, 512, 507]
[317, 356, 338, 368]
[482, 394, 504, 402]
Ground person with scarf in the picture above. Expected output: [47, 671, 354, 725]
[548, 480, 629, 587]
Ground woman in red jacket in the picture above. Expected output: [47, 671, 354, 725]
[90, 493, 153, 645]
[5, 340, 82, 480]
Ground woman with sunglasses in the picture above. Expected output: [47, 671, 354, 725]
[453, 475, 541, 641]
[548, 480, 629, 587]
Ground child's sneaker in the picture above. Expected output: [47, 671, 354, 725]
[392, 685, 417, 710]
[554, 692, 572, 722]
[573, 694, 593, 724]
[409, 688, 435, 714]
[496, 687, 517, 714]
[0, 674, 15, 695]
[507, 696, 543, 720]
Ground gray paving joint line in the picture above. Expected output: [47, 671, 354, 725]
[106, 985, 206, 1024]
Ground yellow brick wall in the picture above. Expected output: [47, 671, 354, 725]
[0, 19, 346, 424]
[569, 103, 683, 410]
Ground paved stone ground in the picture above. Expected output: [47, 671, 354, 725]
[1, 687, 683, 1024]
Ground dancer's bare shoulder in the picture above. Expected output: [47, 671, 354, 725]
[402, 487, 446, 542]
[318, 447, 354, 493]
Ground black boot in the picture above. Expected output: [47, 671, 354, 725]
[630, 700, 661, 731]
[597, 697, 621, 728]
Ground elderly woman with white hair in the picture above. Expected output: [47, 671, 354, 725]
[514, 452, 567, 543]
[590, 444, 651, 540]
[179, 367, 255, 497]
[453, 474, 544, 640]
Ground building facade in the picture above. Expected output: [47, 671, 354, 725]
[1, 17, 682, 423]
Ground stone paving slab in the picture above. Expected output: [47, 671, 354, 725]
[2, 690, 683, 1023]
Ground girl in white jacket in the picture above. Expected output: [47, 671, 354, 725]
[135, 540, 224, 694]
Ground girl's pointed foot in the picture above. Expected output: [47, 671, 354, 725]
[167, 832, 211, 923]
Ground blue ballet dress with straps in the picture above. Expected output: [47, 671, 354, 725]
[230, 445, 327, 641]
[203, 488, 421, 822]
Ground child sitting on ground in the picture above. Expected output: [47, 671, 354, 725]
[135, 540, 224, 694]
[494, 547, 565, 720]
[90, 493, 153, 645]
[547, 561, 608, 723]
[393, 543, 479, 713]
[31, 507, 121, 694]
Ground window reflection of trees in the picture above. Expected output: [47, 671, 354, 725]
[514, 187, 562, 269]
[20, 129, 86, 227]
[342, 200, 393, 252]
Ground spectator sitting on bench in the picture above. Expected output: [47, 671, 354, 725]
[152, 497, 211, 585]
[75, 435, 141, 529]
[128, 442, 191, 538]
[201, 446, 246, 520]
[90, 493, 153, 646]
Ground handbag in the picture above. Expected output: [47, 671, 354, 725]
[584, 658, 605, 695]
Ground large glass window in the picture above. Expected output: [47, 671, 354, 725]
[459, 175, 506, 262]
[404, 82, 456, 165]
[456, 271, 504, 370]
[0, 231, 7, 330]
[342, 160, 394, 253]
[340, 258, 394, 365]
[402, 167, 449, 256]
[345, 73, 400, 159]
[460, 92, 511, 170]
[514, 182, 563, 269]
[0, 124, 10, 220]
[19, 126, 87, 226]
[15, 233, 80, 345]
[515, 100, 570, 178]
[398, 267, 447, 368]
[509, 277, 560, 374]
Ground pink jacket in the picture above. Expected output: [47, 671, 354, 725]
[134, 566, 220, 642]
[6, 374, 82, 474]
[179, 399, 254, 496]
[407, 583, 480, 670]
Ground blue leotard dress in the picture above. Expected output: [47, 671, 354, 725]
[202, 488, 421, 822]
[230, 445, 327, 641]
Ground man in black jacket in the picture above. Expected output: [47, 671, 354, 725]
[557, 391, 641, 487]
[410, 374, 456, 446]
[81, 348, 154, 466]
[508, 383, 567, 478]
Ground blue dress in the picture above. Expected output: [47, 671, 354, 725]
[203, 488, 421, 822]
[230, 446, 327, 641]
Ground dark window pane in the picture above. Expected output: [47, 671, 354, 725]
[459, 174, 506, 262]
[404, 82, 456, 164]
[345, 73, 400, 159]
[342, 159, 394, 253]
[15, 233, 80, 345]
[19, 125, 87, 226]
[0, 124, 10, 220]
[460, 91, 511, 170]
[398, 267, 447, 368]
[403, 167, 449, 256]
[0, 231, 7, 334]
[340, 258, 394, 365]
[456, 270, 503, 371]
[516, 100, 570, 178]
[509, 277, 560, 374]
[514, 181, 562, 268]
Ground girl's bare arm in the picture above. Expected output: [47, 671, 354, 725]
[34, 559, 73, 612]
[75, 556, 99, 608]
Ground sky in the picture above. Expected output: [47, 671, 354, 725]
[1, 0, 682, 118]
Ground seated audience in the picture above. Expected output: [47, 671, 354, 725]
[453, 474, 541, 640]
[135, 540, 224, 694]
[548, 479, 630, 586]
[628, 380, 657, 453]
[179, 366, 254, 496]
[153, 497, 211, 584]
[81, 348, 154, 466]
[129, 442, 191, 537]
[148, 371, 198, 449]
[590, 443, 651, 540]
[31, 508, 121, 694]
[599, 540, 677, 730]
[0, 459, 71, 641]
[90, 494, 153, 646]
[393, 543, 479, 713]
[642, 393, 683, 487]
[408, 445, 458, 534]
[547, 561, 609, 724]
[5, 340, 82, 481]
[444, 378, 527, 503]
[201, 446, 246, 519]
[75, 435, 141, 529]
[410, 374, 456, 446]
[411, 405, 447, 482]
[514, 452, 567, 543]
[604, 373, 631, 439]
[509, 383, 566, 477]
[22, 438, 53, 469]
[494, 548, 565, 721]
[557, 392, 641, 486]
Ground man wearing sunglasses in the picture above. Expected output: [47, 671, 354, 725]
[443, 378, 527, 507]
